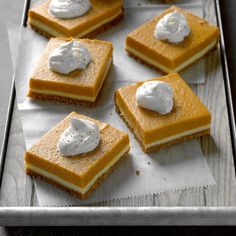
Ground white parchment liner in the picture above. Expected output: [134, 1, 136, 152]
[11, 0, 215, 206]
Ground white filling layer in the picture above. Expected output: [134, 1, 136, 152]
[30, 57, 112, 102]
[116, 97, 210, 149]
[126, 39, 217, 73]
[145, 124, 211, 149]
[29, 9, 122, 38]
[25, 144, 130, 195]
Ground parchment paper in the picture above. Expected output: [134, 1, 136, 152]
[11, 0, 215, 206]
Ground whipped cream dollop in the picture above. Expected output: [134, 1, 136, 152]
[58, 117, 100, 157]
[154, 10, 190, 43]
[48, 40, 91, 74]
[49, 0, 91, 19]
[136, 81, 174, 115]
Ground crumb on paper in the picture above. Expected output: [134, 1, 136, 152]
[147, 162, 150, 165]
[135, 170, 140, 176]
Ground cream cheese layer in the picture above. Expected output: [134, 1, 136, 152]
[144, 124, 210, 149]
[25, 144, 130, 195]
[126, 39, 217, 73]
[29, 9, 123, 38]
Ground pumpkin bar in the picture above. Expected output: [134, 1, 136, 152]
[28, 0, 124, 38]
[126, 6, 219, 73]
[27, 37, 113, 106]
[25, 112, 130, 199]
[115, 73, 211, 152]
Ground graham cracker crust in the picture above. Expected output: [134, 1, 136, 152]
[126, 41, 219, 75]
[26, 149, 130, 200]
[114, 95, 210, 153]
[27, 90, 96, 107]
[29, 9, 124, 39]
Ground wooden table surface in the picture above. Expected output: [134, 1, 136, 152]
[0, 0, 236, 211]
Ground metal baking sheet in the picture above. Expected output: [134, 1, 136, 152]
[0, 0, 236, 226]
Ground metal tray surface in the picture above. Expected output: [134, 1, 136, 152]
[0, 0, 235, 226]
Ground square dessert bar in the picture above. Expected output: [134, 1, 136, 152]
[126, 6, 219, 73]
[25, 112, 130, 199]
[115, 73, 211, 152]
[28, 0, 124, 38]
[28, 37, 113, 105]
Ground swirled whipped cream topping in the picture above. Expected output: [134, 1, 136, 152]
[48, 40, 91, 74]
[58, 117, 100, 157]
[49, 0, 91, 19]
[136, 81, 174, 115]
[154, 10, 190, 43]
